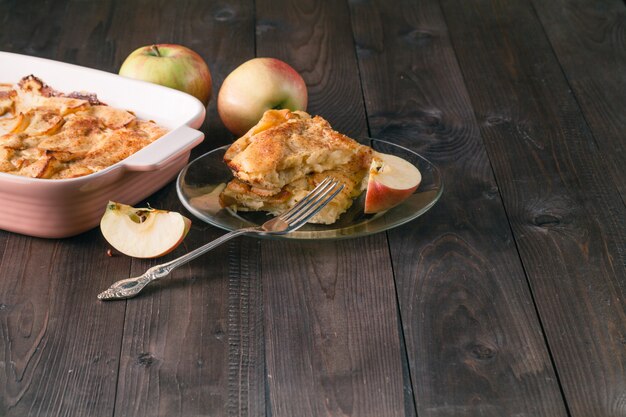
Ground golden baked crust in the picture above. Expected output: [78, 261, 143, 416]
[0, 75, 168, 179]
[224, 109, 372, 195]
[223, 109, 309, 162]
[220, 109, 372, 224]
[220, 167, 368, 224]
[0, 84, 16, 116]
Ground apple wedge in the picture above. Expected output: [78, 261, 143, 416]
[364, 152, 422, 214]
[100, 201, 191, 258]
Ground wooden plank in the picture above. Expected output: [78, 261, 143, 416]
[531, 0, 626, 203]
[0, 0, 69, 60]
[254, 1, 407, 416]
[438, 0, 626, 416]
[262, 238, 407, 417]
[111, 225, 248, 417]
[0, 1, 131, 416]
[105, 0, 238, 153]
[0, 231, 129, 416]
[226, 238, 264, 417]
[108, 1, 262, 416]
[348, 0, 569, 416]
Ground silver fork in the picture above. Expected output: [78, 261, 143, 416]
[97, 177, 344, 301]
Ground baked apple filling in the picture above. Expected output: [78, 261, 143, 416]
[0, 75, 168, 179]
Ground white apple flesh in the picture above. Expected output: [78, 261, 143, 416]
[119, 44, 212, 106]
[364, 152, 422, 214]
[217, 57, 307, 136]
[100, 202, 191, 258]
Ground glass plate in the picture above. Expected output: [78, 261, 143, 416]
[176, 139, 443, 240]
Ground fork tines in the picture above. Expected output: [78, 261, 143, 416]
[280, 177, 344, 227]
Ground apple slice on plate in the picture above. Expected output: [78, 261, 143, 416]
[364, 152, 422, 214]
[100, 201, 191, 258]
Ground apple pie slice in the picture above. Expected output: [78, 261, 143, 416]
[220, 167, 367, 224]
[224, 109, 372, 196]
[220, 109, 372, 224]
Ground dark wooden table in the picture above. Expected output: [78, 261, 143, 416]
[1, 0, 625, 416]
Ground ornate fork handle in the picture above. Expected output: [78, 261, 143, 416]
[98, 177, 343, 301]
[98, 227, 257, 300]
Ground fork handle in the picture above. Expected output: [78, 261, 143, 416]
[158, 228, 253, 274]
[98, 228, 255, 301]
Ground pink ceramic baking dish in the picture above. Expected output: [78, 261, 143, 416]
[0, 51, 206, 238]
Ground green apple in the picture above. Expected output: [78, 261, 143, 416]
[119, 44, 212, 106]
[217, 57, 307, 136]
[100, 202, 191, 258]
[364, 153, 422, 213]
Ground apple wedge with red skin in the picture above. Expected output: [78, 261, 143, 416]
[217, 57, 307, 136]
[364, 152, 422, 214]
[100, 202, 191, 259]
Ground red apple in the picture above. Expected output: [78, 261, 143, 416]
[100, 202, 191, 258]
[364, 152, 422, 214]
[217, 57, 307, 136]
[119, 44, 212, 106]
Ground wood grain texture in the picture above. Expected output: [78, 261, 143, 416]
[262, 238, 405, 417]
[112, 222, 232, 417]
[348, 0, 569, 415]
[0, 231, 128, 417]
[440, 0, 626, 415]
[0, 0, 69, 60]
[1, 0, 624, 415]
[256, 0, 367, 136]
[105, 0, 241, 153]
[531, 0, 626, 203]
[114, 187, 264, 416]
[226, 238, 264, 417]
[255, 1, 406, 416]
[0, 1, 130, 416]
[109, 1, 260, 416]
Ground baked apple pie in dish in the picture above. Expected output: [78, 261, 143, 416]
[177, 110, 443, 239]
[0, 75, 168, 179]
[0, 52, 205, 238]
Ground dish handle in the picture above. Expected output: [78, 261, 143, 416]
[122, 125, 205, 171]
